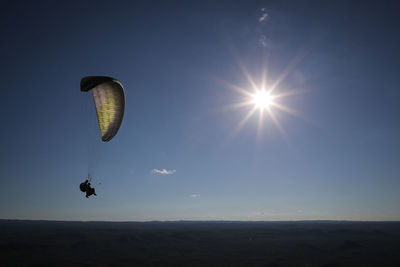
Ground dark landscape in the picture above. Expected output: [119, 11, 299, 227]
[1, 220, 400, 267]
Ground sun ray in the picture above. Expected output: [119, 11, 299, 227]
[256, 108, 265, 141]
[217, 101, 254, 112]
[270, 102, 302, 118]
[229, 106, 258, 138]
[261, 58, 268, 91]
[228, 46, 259, 93]
[237, 106, 258, 130]
[267, 107, 287, 139]
[217, 78, 254, 97]
[272, 89, 306, 99]
[238, 62, 259, 93]
[269, 46, 309, 94]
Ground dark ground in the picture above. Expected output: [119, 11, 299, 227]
[1, 220, 399, 267]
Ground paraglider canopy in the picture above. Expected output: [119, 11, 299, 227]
[81, 76, 125, 142]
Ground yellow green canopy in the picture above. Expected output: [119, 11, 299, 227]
[81, 76, 125, 142]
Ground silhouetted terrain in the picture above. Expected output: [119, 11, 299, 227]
[1, 220, 399, 266]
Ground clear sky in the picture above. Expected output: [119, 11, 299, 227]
[1, 0, 399, 221]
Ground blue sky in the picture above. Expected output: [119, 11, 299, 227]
[0, 0, 399, 221]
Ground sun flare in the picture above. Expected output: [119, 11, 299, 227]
[219, 54, 304, 140]
[252, 89, 274, 109]
[220, 78, 302, 140]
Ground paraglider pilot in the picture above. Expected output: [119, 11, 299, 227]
[80, 178, 97, 198]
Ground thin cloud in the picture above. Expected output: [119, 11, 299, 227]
[258, 8, 269, 48]
[259, 8, 268, 22]
[259, 34, 267, 47]
[151, 169, 176, 175]
[190, 194, 200, 198]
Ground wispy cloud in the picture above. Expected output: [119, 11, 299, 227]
[151, 169, 176, 175]
[190, 194, 200, 198]
[258, 8, 269, 48]
[259, 8, 268, 22]
[259, 34, 267, 47]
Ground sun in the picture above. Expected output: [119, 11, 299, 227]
[252, 89, 274, 109]
[217, 53, 304, 139]
[219, 78, 301, 139]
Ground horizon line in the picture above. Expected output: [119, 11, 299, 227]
[1, 218, 399, 223]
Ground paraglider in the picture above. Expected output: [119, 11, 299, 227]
[79, 176, 97, 198]
[79, 76, 125, 198]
